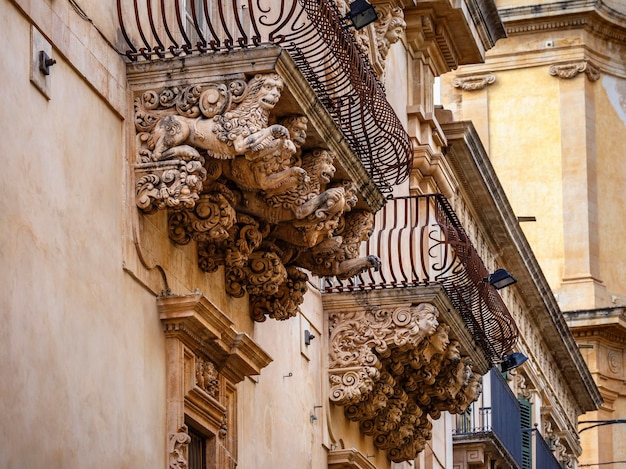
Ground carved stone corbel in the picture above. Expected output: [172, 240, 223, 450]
[329, 303, 440, 406]
[453, 73, 496, 91]
[549, 61, 600, 81]
[168, 425, 191, 469]
[133, 73, 379, 322]
[328, 296, 483, 461]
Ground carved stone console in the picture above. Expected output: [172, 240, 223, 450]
[158, 293, 272, 469]
[129, 48, 382, 323]
[325, 286, 487, 462]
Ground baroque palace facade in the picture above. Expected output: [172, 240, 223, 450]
[441, 1, 626, 468]
[0, 0, 604, 468]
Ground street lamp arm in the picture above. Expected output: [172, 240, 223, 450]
[578, 419, 626, 433]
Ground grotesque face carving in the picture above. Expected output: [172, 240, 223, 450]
[429, 324, 450, 354]
[258, 76, 284, 110]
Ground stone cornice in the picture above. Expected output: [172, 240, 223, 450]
[441, 120, 602, 413]
[158, 293, 272, 383]
[404, 0, 505, 74]
[328, 448, 377, 469]
[499, 1, 626, 44]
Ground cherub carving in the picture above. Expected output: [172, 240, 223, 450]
[146, 73, 292, 161]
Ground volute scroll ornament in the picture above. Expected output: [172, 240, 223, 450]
[549, 61, 600, 81]
[133, 73, 379, 322]
[168, 425, 191, 469]
[453, 73, 496, 91]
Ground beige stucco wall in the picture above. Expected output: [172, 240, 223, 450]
[0, 2, 345, 468]
[0, 2, 166, 467]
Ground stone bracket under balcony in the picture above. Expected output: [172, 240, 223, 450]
[128, 46, 383, 322]
[325, 285, 489, 463]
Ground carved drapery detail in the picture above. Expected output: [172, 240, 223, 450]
[453, 73, 496, 91]
[135, 74, 379, 321]
[549, 61, 600, 81]
[329, 303, 482, 462]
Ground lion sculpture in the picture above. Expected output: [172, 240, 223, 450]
[146, 73, 292, 162]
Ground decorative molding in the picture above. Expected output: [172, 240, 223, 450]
[453, 73, 496, 91]
[548, 61, 601, 81]
[159, 293, 272, 382]
[328, 300, 482, 462]
[134, 73, 380, 322]
[159, 293, 271, 468]
[327, 448, 377, 469]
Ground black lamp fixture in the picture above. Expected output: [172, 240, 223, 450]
[500, 352, 528, 373]
[484, 268, 517, 290]
[344, 0, 379, 30]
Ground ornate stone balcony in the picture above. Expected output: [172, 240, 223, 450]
[119, 0, 415, 323]
[128, 47, 387, 322]
[324, 195, 519, 462]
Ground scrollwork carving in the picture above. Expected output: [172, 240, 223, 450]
[549, 61, 600, 81]
[134, 74, 378, 323]
[329, 313, 482, 462]
[168, 425, 191, 469]
[453, 73, 496, 91]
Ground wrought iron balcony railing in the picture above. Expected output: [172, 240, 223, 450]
[324, 195, 518, 364]
[116, 0, 412, 193]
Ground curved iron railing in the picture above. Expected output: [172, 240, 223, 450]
[325, 194, 519, 363]
[116, 0, 412, 192]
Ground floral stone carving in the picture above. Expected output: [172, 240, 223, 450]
[329, 303, 482, 462]
[134, 73, 379, 321]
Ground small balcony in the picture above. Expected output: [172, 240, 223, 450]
[453, 370, 563, 469]
[323, 196, 519, 462]
[453, 369, 522, 468]
[116, 0, 412, 193]
[325, 194, 518, 364]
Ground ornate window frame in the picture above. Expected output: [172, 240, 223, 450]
[158, 293, 272, 468]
